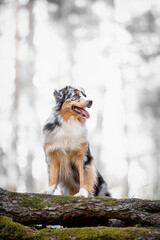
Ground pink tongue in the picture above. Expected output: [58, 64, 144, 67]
[77, 108, 90, 119]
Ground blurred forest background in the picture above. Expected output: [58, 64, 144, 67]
[0, 0, 160, 200]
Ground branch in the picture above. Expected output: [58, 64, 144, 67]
[0, 188, 160, 228]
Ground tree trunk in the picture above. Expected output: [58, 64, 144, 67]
[0, 188, 160, 228]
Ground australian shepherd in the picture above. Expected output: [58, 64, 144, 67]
[42, 86, 110, 197]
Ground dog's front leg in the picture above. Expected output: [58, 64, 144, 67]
[74, 157, 89, 198]
[73, 145, 97, 197]
[74, 160, 96, 197]
[73, 144, 90, 198]
[46, 150, 60, 195]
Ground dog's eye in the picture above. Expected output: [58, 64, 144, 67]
[74, 90, 80, 96]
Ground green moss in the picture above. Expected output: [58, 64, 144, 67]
[34, 229, 50, 240]
[0, 216, 34, 240]
[8, 192, 47, 209]
[95, 196, 118, 206]
[21, 195, 46, 209]
[7, 192, 79, 209]
[48, 227, 150, 240]
[47, 195, 78, 204]
[7, 191, 117, 211]
[90, 208, 96, 212]
[1, 216, 156, 240]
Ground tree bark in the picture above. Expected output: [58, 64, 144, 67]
[0, 188, 160, 228]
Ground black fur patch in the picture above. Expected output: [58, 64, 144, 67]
[94, 171, 111, 197]
[43, 118, 61, 132]
[84, 144, 93, 167]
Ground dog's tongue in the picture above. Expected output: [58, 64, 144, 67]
[77, 108, 90, 119]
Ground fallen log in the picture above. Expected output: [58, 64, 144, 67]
[0, 188, 160, 228]
[1, 216, 160, 240]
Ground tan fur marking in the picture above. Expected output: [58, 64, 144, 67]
[75, 159, 85, 188]
[71, 143, 87, 159]
[71, 143, 96, 194]
[83, 162, 97, 194]
[60, 101, 74, 121]
[71, 143, 92, 192]
[47, 149, 60, 187]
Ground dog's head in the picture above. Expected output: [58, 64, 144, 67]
[53, 86, 93, 121]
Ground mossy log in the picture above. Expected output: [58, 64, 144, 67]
[1, 216, 160, 240]
[0, 188, 160, 228]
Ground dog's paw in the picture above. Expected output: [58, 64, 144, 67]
[46, 185, 56, 195]
[54, 188, 62, 195]
[74, 188, 89, 198]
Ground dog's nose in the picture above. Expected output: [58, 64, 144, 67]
[87, 100, 93, 108]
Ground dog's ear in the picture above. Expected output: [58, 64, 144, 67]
[53, 90, 59, 101]
[53, 90, 64, 104]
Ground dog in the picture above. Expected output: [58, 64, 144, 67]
[42, 86, 110, 197]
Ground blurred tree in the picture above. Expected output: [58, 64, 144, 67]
[8, 0, 37, 191]
[125, 6, 160, 199]
[126, 10, 160, 61]
[25, 0, 36, 192]
[8, 0, 21, 191]
[140, 88, 160, 199]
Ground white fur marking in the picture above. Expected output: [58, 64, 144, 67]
[45, 117, 87, 151]
[54, 188, 62, 195]
[74, 188, 89, 198]
[46, 184, 56, 195]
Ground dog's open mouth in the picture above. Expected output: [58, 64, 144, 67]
[72, 106, 90, 119]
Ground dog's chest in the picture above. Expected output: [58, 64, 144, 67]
[49, 118, 87, 150]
